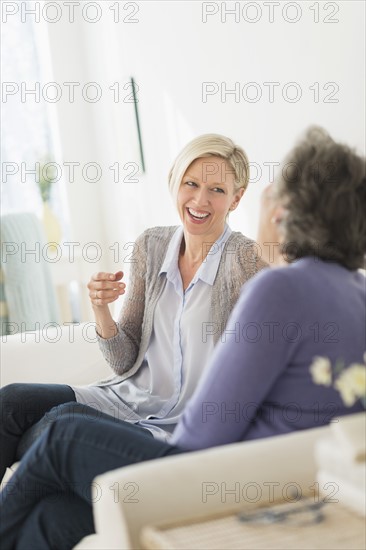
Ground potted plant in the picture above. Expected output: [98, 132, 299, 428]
[37, 158, 62, 250]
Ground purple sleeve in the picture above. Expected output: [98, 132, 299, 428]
[170, 269, 294, 450]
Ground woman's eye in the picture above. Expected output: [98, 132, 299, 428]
[213, 187, 225, 193]
[185, 181, 197, 187]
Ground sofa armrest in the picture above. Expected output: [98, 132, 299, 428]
[0, 322, 111, 387]
[79, 425, 329, 550]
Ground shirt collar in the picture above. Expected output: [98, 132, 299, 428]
[159, 226, 184, 277]
[195, 223, 232, 285]
[159, 224, 232, 287]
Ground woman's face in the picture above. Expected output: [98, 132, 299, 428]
[177, 156, 244, 239]
[257, 183, 288, 265]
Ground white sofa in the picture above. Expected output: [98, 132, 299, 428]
[0, 322, 109, 387]
[1, 325, 364, 549]
[74, 426, 334, 550]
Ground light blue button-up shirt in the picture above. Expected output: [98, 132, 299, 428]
[74, 224, 232, 441]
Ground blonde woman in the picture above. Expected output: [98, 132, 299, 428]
[0, 134, 267, 479]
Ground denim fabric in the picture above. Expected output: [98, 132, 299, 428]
[0, 404, 183, 549]
[0, 383, 76, 480]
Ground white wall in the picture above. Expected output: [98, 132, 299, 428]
[44, 0, 365, 314]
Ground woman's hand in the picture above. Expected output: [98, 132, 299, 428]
[87, 271, 125, 308]
[257, 184, 286, 266]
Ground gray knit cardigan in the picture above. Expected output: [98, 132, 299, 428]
[95, 226, 267, 387]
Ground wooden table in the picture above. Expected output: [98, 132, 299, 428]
[141, 499, 366, 550]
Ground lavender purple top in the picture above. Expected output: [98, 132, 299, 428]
[170, 258, 365, 450]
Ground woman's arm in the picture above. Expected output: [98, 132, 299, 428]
[171, 269, 292, 450]
[95, 231, 147, 376]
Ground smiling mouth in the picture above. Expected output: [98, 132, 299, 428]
[187, 207, 211, 221]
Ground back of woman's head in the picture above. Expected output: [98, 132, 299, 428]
[168, 134, 249, 206]
[276, 126, 366, 270]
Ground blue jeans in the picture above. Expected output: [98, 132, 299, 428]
[0, 383, 76, 480]
[0, 403, 183, 550]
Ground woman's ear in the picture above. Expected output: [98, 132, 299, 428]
[230, 187, 245, 210]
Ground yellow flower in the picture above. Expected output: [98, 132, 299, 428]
[310, 356, 332, 386]
[334, 364, 366, 407]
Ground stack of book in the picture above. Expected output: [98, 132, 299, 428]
[315, 412, 366, 516]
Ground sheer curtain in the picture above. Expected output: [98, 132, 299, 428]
[1, 2, 70, 239]
[1, 3, 84, 324]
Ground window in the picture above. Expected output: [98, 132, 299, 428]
[1, 2, 70, 239]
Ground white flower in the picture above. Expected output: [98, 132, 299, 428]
[334, 364, 366, 407]
[309, 353, 366, 408]
[310, 356, 332, 386]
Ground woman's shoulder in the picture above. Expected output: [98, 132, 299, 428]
[134, 226, 180, 267]
[234, 265, 298, 314]
[227, 231, 269, 272]
[131, 226, 180, 273]
[141, 225, 179, 237]
[228, 231, 254, 245]
[137, 225, 179, 247]
[242, 259, 331, 299]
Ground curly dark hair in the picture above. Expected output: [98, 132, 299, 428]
[275, 126, 366, 270]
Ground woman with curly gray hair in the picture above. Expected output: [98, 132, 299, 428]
[1, 127, 365, 550]
[275, 126, 365, 269]
[258, 126, 366, 269]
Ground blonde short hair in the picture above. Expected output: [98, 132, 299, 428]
[168, 134, 249, 206]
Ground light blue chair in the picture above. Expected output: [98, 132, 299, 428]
[0, 212, 60, 335]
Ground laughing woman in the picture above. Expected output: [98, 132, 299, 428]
[0, 134, 267, 480]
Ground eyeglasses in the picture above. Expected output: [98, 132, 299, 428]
[238, 497, 325, 527]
